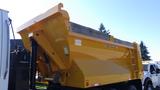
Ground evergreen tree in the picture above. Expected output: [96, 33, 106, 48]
[99, 23, 110, 37]
[140, 41, 151, 61]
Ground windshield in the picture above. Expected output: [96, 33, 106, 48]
[143, 64, 148, 71]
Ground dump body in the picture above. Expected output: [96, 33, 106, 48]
[18, 3, 142, 88]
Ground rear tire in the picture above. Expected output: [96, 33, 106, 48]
[127, 85, 137, 90]
[108, 88, 117, 90]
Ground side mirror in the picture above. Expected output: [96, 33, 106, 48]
[151, 71, 156, 74]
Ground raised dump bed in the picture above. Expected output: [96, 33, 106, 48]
[18, 3, 142, 89]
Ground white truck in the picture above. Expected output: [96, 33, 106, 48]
[142, 62, 160, 90]
[0, 9, 10, 90]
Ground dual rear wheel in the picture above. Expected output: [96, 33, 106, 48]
[127, 85, 137, 90]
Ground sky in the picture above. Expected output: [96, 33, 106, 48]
[0, 0, 160, 61]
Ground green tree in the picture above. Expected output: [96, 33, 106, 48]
[140, 41, 151, 61]
[99, 23, 110, 37]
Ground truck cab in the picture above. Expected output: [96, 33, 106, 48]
[142, 62, 160, 90]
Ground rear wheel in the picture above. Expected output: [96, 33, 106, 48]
[127, 85, 137, 90]
[108, 88, 117, 90]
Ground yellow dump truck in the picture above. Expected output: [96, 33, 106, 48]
[18, 3, 143, 90]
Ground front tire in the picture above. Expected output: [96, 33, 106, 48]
[145, 83, 154, 90]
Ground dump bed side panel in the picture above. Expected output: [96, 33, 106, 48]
[66, 32, 142, 88]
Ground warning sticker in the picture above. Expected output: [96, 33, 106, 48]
[75, 39, 82, 46]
